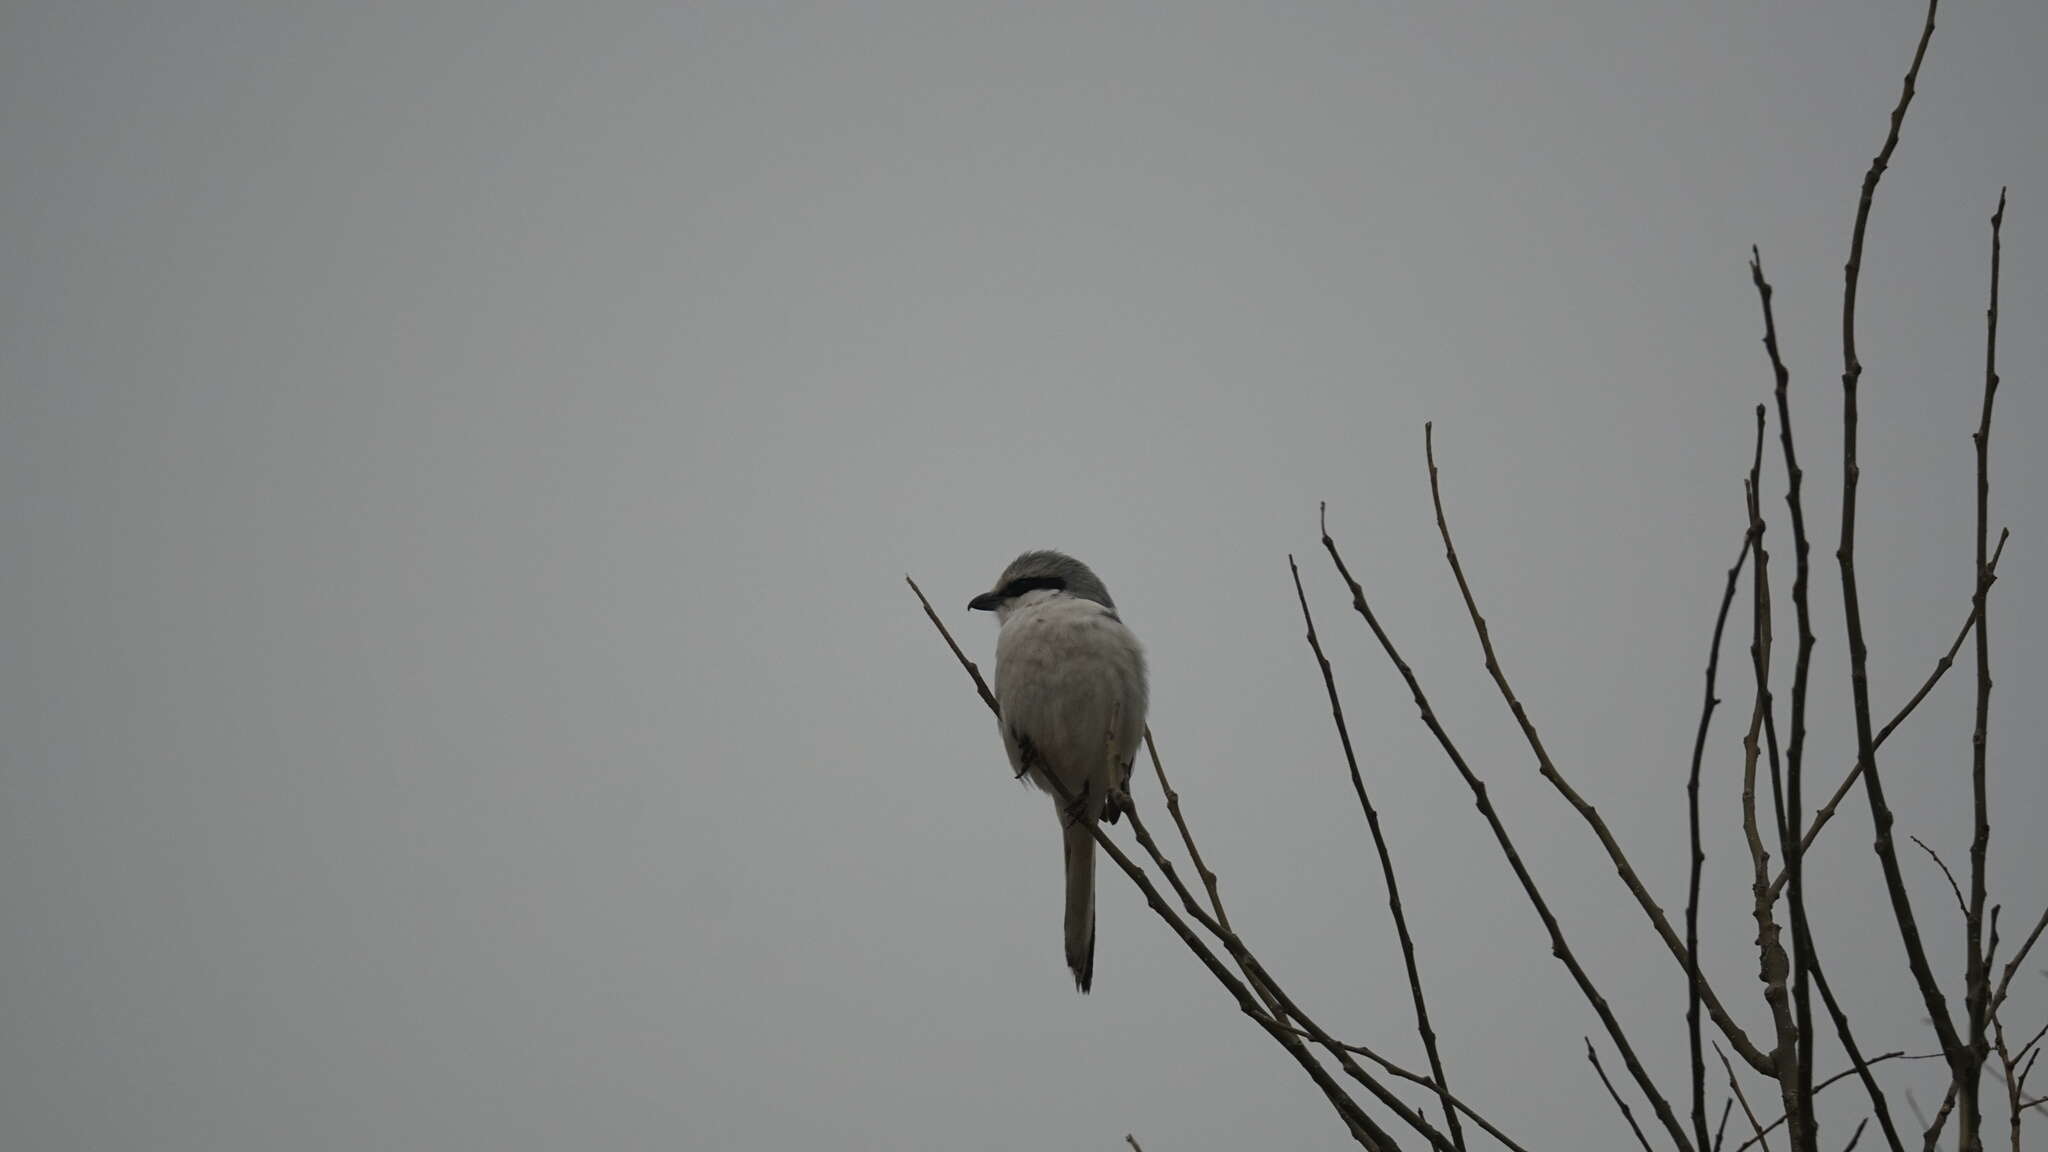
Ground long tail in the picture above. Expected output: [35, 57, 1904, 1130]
[1063, 819, 1097, 993]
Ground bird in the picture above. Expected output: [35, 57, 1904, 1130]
[968, 550, 1148, 992]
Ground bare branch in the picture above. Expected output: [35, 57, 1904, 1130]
[1753, 243, 1822, 1152]
[1692, 521, 1756, 1152]
[1422, 424, 1773, 1076]
[1119, 800, 1461, 1151]
[1994, 1010, 2023, 1152]
[1919, 1081, 1956, 1152]
[1910, 836, 1968, 921]
[1140, 728, 1284, 1019]
[1961, 187, 2009, 1152]
[1737, 406, 1807, 1149]
[1803, 930, 1912, 1152]
[1587, 1038, 1657, 1152]
[1833, 0, 1963, 1085]
[1292, 555, 1466, 1150]
[1722, 1045, 1776, 1152]
[1280, 1025, 1535, 1152]
[1323, 505, 1695, 1152]
[1731, 1051, 1942, 1152]
[1101, 804, 1403, 1150]
[907, 574, 1001, 714]
[2016, 1021, 2048, 1066]
[1990, 904, 2048, 1021]
[1772, 531, 2006, 897]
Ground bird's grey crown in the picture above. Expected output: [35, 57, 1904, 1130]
[993, 550, 1116, 611]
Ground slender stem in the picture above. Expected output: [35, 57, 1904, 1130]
[1280, 1025, 1535, 1152]
[1753, 245, 1822, 1152]
[1423, 423, 1774, 1074]
[1588, 1038, 1657, 1152]
[1723, 1045, 1776, 1152]
[1120, 801, 1458, 1150]
[1920, 1081, 1957, 1152]
[1769, 533, 2006, 899]
[1804, 930, 1911, 1152]
[1692, 526, 1756, 1152]
[1141, 727, 1285, 1019]
[1911, 836, 1968, 920]
[1732, 1050, 1939, 1152]
[1834, 0, 1963, 1087]
[1291, 555, 1466, 1149]
[1323, 505, 1695, 1152]
[1738, 408, 1807, 1149]
[1993, 1012, 2021, 1152]
[1960, 188, 2008, 1152]
[1989, 902, 2048, 1021]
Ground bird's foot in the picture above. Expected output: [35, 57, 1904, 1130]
[1061, 782, 1094, 829]
[1102, 786, 1133, 825]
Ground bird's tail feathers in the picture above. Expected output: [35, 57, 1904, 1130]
[1063, 820, 1097, 993]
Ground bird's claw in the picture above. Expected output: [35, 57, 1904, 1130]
[1062, 782, 1094, 829]
[1102, 785, 1133, 825]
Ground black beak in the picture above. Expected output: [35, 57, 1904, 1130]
[967, 591, 1003, 612]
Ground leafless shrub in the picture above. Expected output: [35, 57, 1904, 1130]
[913, 2, 2037, 1147]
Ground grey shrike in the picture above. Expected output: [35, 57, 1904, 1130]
[968, 551, 1148, 992]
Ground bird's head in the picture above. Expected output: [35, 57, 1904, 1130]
[968, 550, 1116, 623]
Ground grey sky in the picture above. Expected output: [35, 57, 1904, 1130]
[3, 1, 2043, 1148]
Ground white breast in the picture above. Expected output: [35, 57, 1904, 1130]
[992, 596, 1149, 807]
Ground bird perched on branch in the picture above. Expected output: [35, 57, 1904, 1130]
[969, 551, 1148, 992]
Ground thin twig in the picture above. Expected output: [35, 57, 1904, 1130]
[1840, 1118, 1871, 1152]
[1119, 800, 1460, 1151]
[1692, 523, 1756, 1152]
[1278, 1025, 1535, 1152]
[1834, 0, 1963, 1089]
[1753, 243, 1822, 1152]
[1911, 836, 1968, 921]
[1961, 186, 2008, 1152]
[1738, 407, 1807, 1149]
[1322, 505, 1695, 1152]
[1994, 1011, 2022, 1152]
[1770, 531, 2006, 899]
[1110, 706, 1456, 1149]
[1105, 805, 1402, 1150]
[1919, 1080, 1956, 1152]
[1731, 1051, 1942, 1152]
[2016, 1020, 2048, 1066]
[1141, 727, 1284, 1019]
[1587, 1038, 1657, 1152]
[1422, 425, 1773, 1079]
[1989, 903, 2048, 1021]
[1717, 1099, 1736, 1152]
[1804, 928, 1911, 1152]
[1722, 1045, 1776, 1152]
[1291, 555, 1466, 1150]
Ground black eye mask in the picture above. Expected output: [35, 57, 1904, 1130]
[1001, 575, 1068, 599]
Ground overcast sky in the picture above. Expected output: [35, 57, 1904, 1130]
[4, 1, 2044, 1149]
